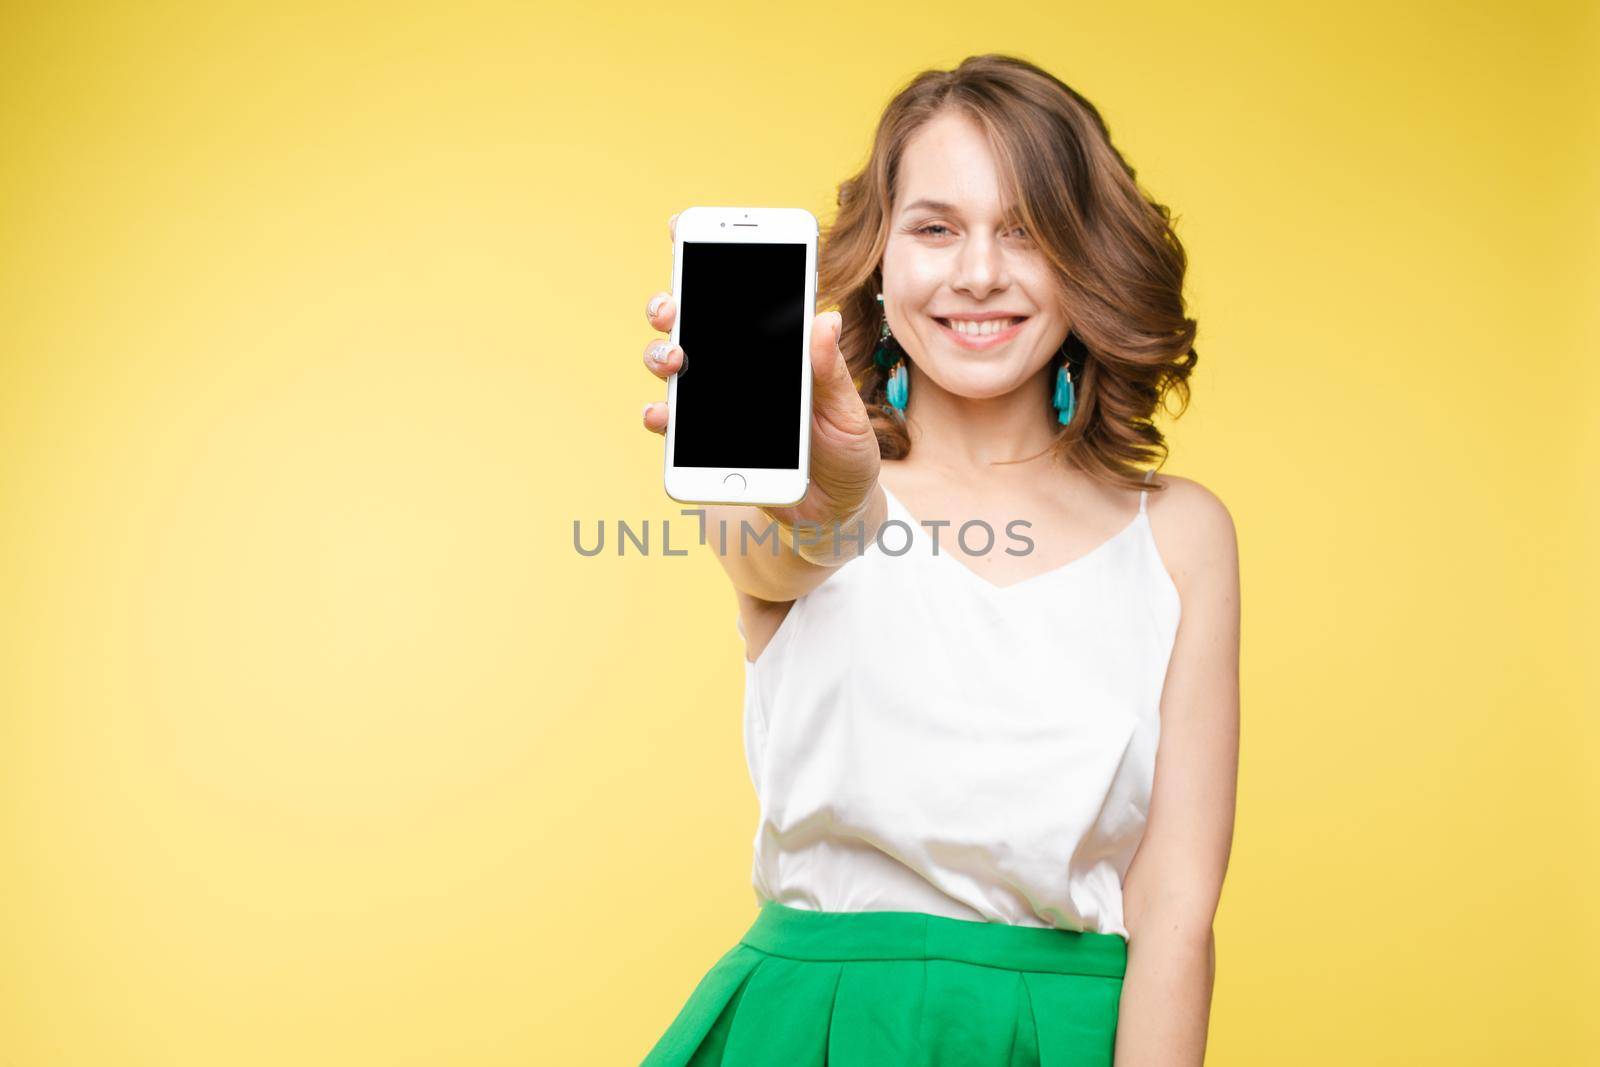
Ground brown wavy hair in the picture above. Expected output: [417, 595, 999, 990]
[818, 53, 1197, 489]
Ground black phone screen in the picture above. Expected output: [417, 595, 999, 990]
[673, 240, 808, 470]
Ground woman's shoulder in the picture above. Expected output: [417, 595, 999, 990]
[1143, 471, 1238, 596]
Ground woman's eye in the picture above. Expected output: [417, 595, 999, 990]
[915, 223, 1028, 239]
[913, 223, 1029, 240]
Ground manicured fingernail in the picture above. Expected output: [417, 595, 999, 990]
[648, 341, 673, 365]
[648, 295, 668, 318]
[641, 402, 654, 420]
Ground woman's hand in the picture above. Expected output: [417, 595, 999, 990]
[641, 212, 882, 538]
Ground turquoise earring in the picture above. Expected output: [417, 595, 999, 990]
[873, 293, 908, 416]
[1053, 362, 1077, 425]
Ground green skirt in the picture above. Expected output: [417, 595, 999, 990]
[640, 899, 1127, 1066]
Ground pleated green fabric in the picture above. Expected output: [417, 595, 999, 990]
[640, 900, 1126, 1066]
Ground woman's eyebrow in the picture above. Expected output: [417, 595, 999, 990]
[898, 198, 1019, 222]
[899, 198, 961, 217]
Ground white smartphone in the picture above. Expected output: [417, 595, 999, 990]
[663, 205, 816, 506]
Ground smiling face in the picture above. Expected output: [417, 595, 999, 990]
[881, 108, 1070, 402]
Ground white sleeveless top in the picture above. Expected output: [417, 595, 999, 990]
[737, 468, 1180, 937]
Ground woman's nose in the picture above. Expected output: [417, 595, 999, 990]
[952, 233, 1006, 297]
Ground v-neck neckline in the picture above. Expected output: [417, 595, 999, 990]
[879, 482, 1147, 594]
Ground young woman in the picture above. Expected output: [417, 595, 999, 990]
[636, 54, 1240, 1067]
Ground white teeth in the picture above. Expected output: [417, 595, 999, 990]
[946, 318, 1018, 336]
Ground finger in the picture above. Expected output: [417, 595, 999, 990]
[646, 292, 676, 331]
[668, 212, 680, 244]
[641, 400, 667, 435]
[642, 339, 684, 380]
[808, 310, 859, 421]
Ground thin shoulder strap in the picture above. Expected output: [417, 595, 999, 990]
[1139, 468, 1155, 516]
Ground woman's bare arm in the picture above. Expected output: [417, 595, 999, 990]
[1114, 475, 1241, 1066]
[690, 485, 889, 603]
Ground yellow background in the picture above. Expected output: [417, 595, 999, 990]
[2, 2, 1595, 1063]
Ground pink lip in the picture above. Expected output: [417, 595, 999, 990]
[934, 316, 1029, 351]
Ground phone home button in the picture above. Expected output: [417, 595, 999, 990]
[723, 473, 746, 495]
